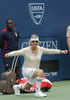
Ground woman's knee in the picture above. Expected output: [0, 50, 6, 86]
[37, 69, 44, 77]
[32, 69, 44, 78]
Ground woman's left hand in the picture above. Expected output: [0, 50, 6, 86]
[61, 50, 68, 54]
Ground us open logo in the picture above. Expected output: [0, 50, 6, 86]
[28, 3, 45, 25]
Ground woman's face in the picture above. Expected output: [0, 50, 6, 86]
[30, 40, 39, 48]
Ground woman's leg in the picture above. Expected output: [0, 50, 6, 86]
[22, 82, 32, 90]
[20, 69, 44, 90]
[13, 68, 46, 97]
[31, 69, 44, 78]
[13, 82, 32, 95]
[31, 69, 47, 97]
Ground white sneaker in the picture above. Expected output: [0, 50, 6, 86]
[35, 91, 47, 97]
[13, 85, 20, 96]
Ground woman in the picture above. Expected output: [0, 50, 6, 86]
[5, 34, 68, 97]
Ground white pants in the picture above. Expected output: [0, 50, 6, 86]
[22, 68, 36, 85]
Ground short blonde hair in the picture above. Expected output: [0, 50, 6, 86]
[29, 34, 40, 45]
[30, 34, 39, 39]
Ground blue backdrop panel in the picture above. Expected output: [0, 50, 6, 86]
[0, 0, 70, 81]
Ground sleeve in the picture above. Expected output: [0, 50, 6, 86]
[0, 32, 6, 48]
[42, 47, 61, 54]
[66, 25, 70, 37]
[0, 32, 6, 41]
[8, 48, 25, 57]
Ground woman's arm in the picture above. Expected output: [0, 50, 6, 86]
[42, 47, 68, 54]
[5, 49, 24, 57]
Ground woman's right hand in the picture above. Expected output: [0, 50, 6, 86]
[5, 53, 9, 58]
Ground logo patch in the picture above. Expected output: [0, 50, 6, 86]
[15, 32, 18, 37]
[28, 3, 45, 25]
